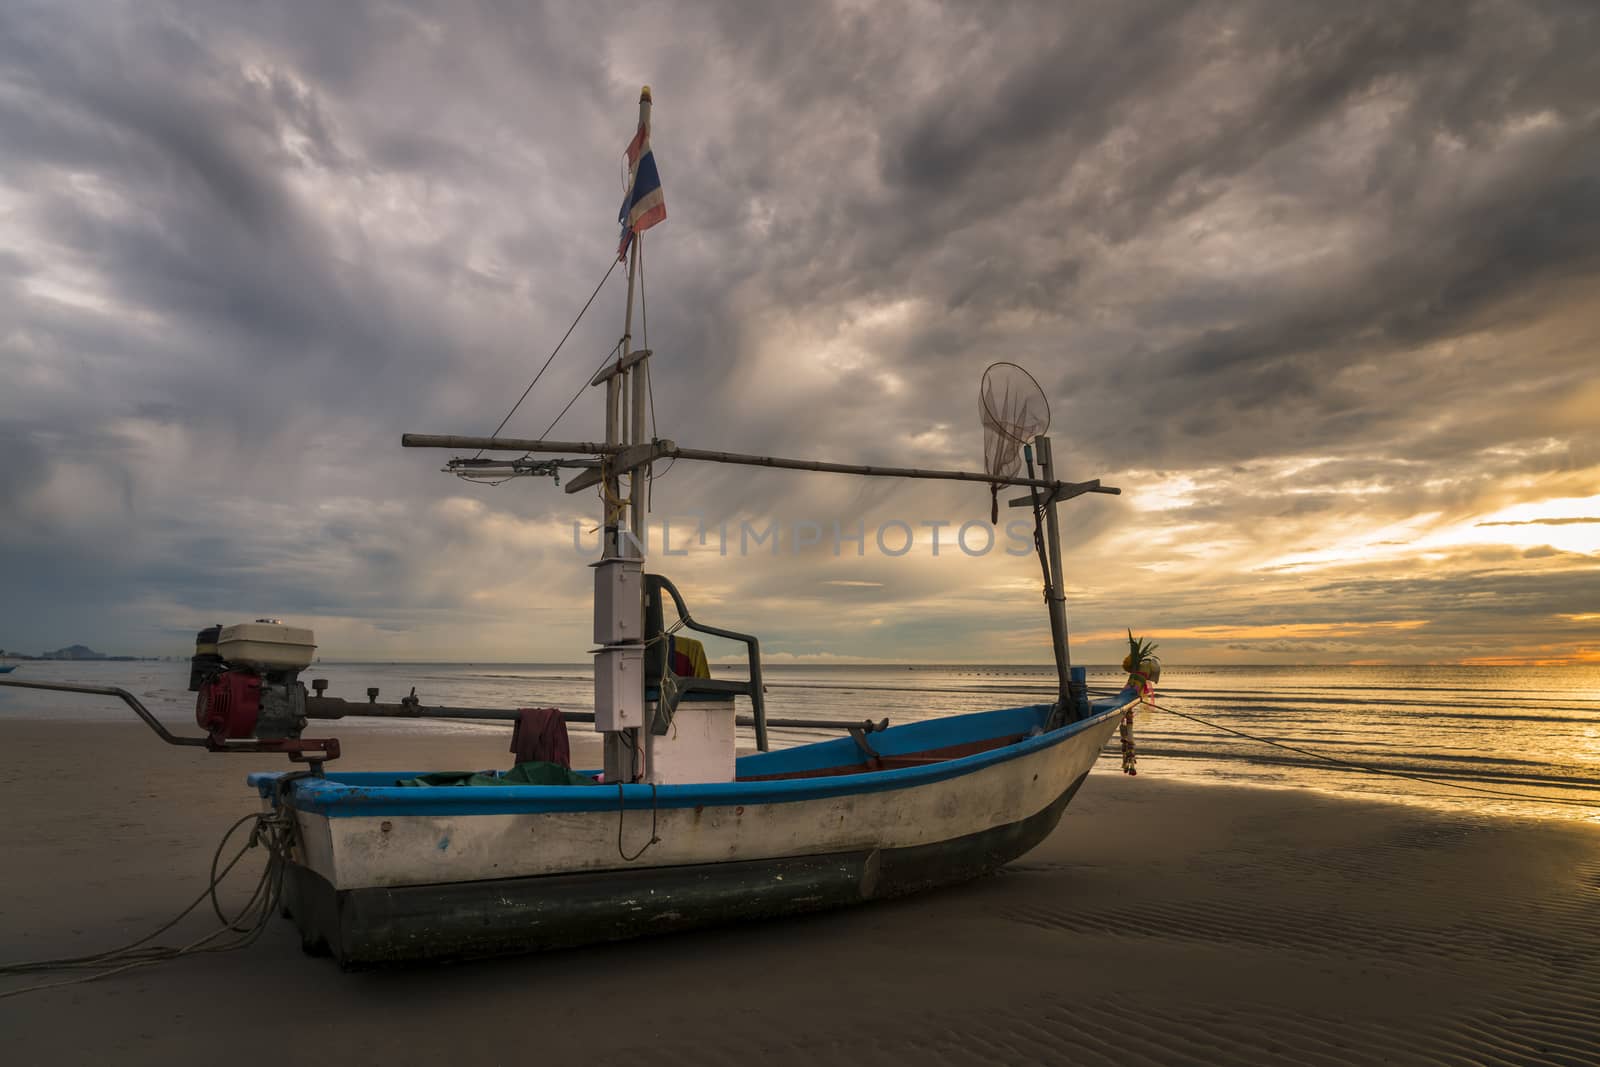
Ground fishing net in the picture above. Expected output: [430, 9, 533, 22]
[980, 362, 1050, 521]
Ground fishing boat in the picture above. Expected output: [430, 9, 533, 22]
[253, 694, 1138, 964]
[0, 88, 1156, 968]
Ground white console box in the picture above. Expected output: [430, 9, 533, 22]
[593, 646, 643, 731]
[647, 699, 736, 784]
[592, 558, 642, 645]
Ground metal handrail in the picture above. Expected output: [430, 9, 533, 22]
[649, 574, 769, 750]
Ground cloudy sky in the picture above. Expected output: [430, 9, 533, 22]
[2, 0, 1597, 666]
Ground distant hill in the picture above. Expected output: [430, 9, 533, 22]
[42, 644, 107, 660]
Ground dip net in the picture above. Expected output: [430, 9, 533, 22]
[980, 362, 1050, 521]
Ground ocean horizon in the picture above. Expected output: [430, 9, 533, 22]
[6, 659, 1595, 824]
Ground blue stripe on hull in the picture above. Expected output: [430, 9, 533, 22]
[251, 690, 1139, 819]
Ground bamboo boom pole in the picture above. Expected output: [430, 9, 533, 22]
[406, 436, 631, 455]
[666, 446, 1116, 494]
[302, 696, 882, 736]
[403, 433, 1119, 495]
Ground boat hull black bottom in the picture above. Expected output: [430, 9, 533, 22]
[283, 768, 1092, 967]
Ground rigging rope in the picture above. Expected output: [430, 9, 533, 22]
[475, 256, 621, 458]
[1138, 697, 1599, 810]
[541, 341, 623, 440]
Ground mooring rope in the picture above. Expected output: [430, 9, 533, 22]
[1138, 697, 1599, 810]
[0, 810, 296, 999]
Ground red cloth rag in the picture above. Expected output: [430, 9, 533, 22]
[510, 707, 570, 769]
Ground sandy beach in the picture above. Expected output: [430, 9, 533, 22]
[2, 719, 1597, 1065]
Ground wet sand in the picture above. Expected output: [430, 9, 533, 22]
[2, 719, 1597, 1065]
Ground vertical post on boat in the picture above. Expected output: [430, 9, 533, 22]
[595, 87, 652, 784]
[1035, 435, 1078, 723]
[623, 90, 653, 782]
[603, 374, 621, 555]
[629, 242, 650, 538]
[618, 240, 638, 469]
[622, 87, 650, 544]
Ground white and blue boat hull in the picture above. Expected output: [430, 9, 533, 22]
[253, 691, 1137, 965]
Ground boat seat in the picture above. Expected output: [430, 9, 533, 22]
[643, 574, 769, 744]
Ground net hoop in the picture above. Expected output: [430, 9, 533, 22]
[980, 362, 1050, 447]
[980, 362, 1051, 522]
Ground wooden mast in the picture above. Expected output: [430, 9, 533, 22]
[1034, 436, 1076, 724]
[597, 86, 654, 783]
[628, 265, 650, 537]
[624, 86, 652, 544]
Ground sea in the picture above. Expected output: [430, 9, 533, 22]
[4, 660, 1597, 823]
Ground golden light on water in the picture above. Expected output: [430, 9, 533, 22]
[1074, 620, 1431, 644]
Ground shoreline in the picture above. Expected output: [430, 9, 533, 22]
[3, 719, 1598, 1064]
[2, 712, 1593, 825]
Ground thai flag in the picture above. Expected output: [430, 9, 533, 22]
[617, 117, 666, 260]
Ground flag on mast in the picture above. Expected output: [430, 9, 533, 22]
[617, 86, 666, 260]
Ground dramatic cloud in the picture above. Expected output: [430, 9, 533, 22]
[2, 0, 1596, 665]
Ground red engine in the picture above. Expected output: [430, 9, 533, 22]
[196, 669, 262, 740]
[184, 622, 338, 764]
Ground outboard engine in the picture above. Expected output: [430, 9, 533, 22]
[193, 621, 316, 744]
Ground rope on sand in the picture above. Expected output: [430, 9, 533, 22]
[0, 809, 296, 999]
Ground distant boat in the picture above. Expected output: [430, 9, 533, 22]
[0, 665, 17, 674]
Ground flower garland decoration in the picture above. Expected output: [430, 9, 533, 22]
[1120, 630, 1160, 776]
